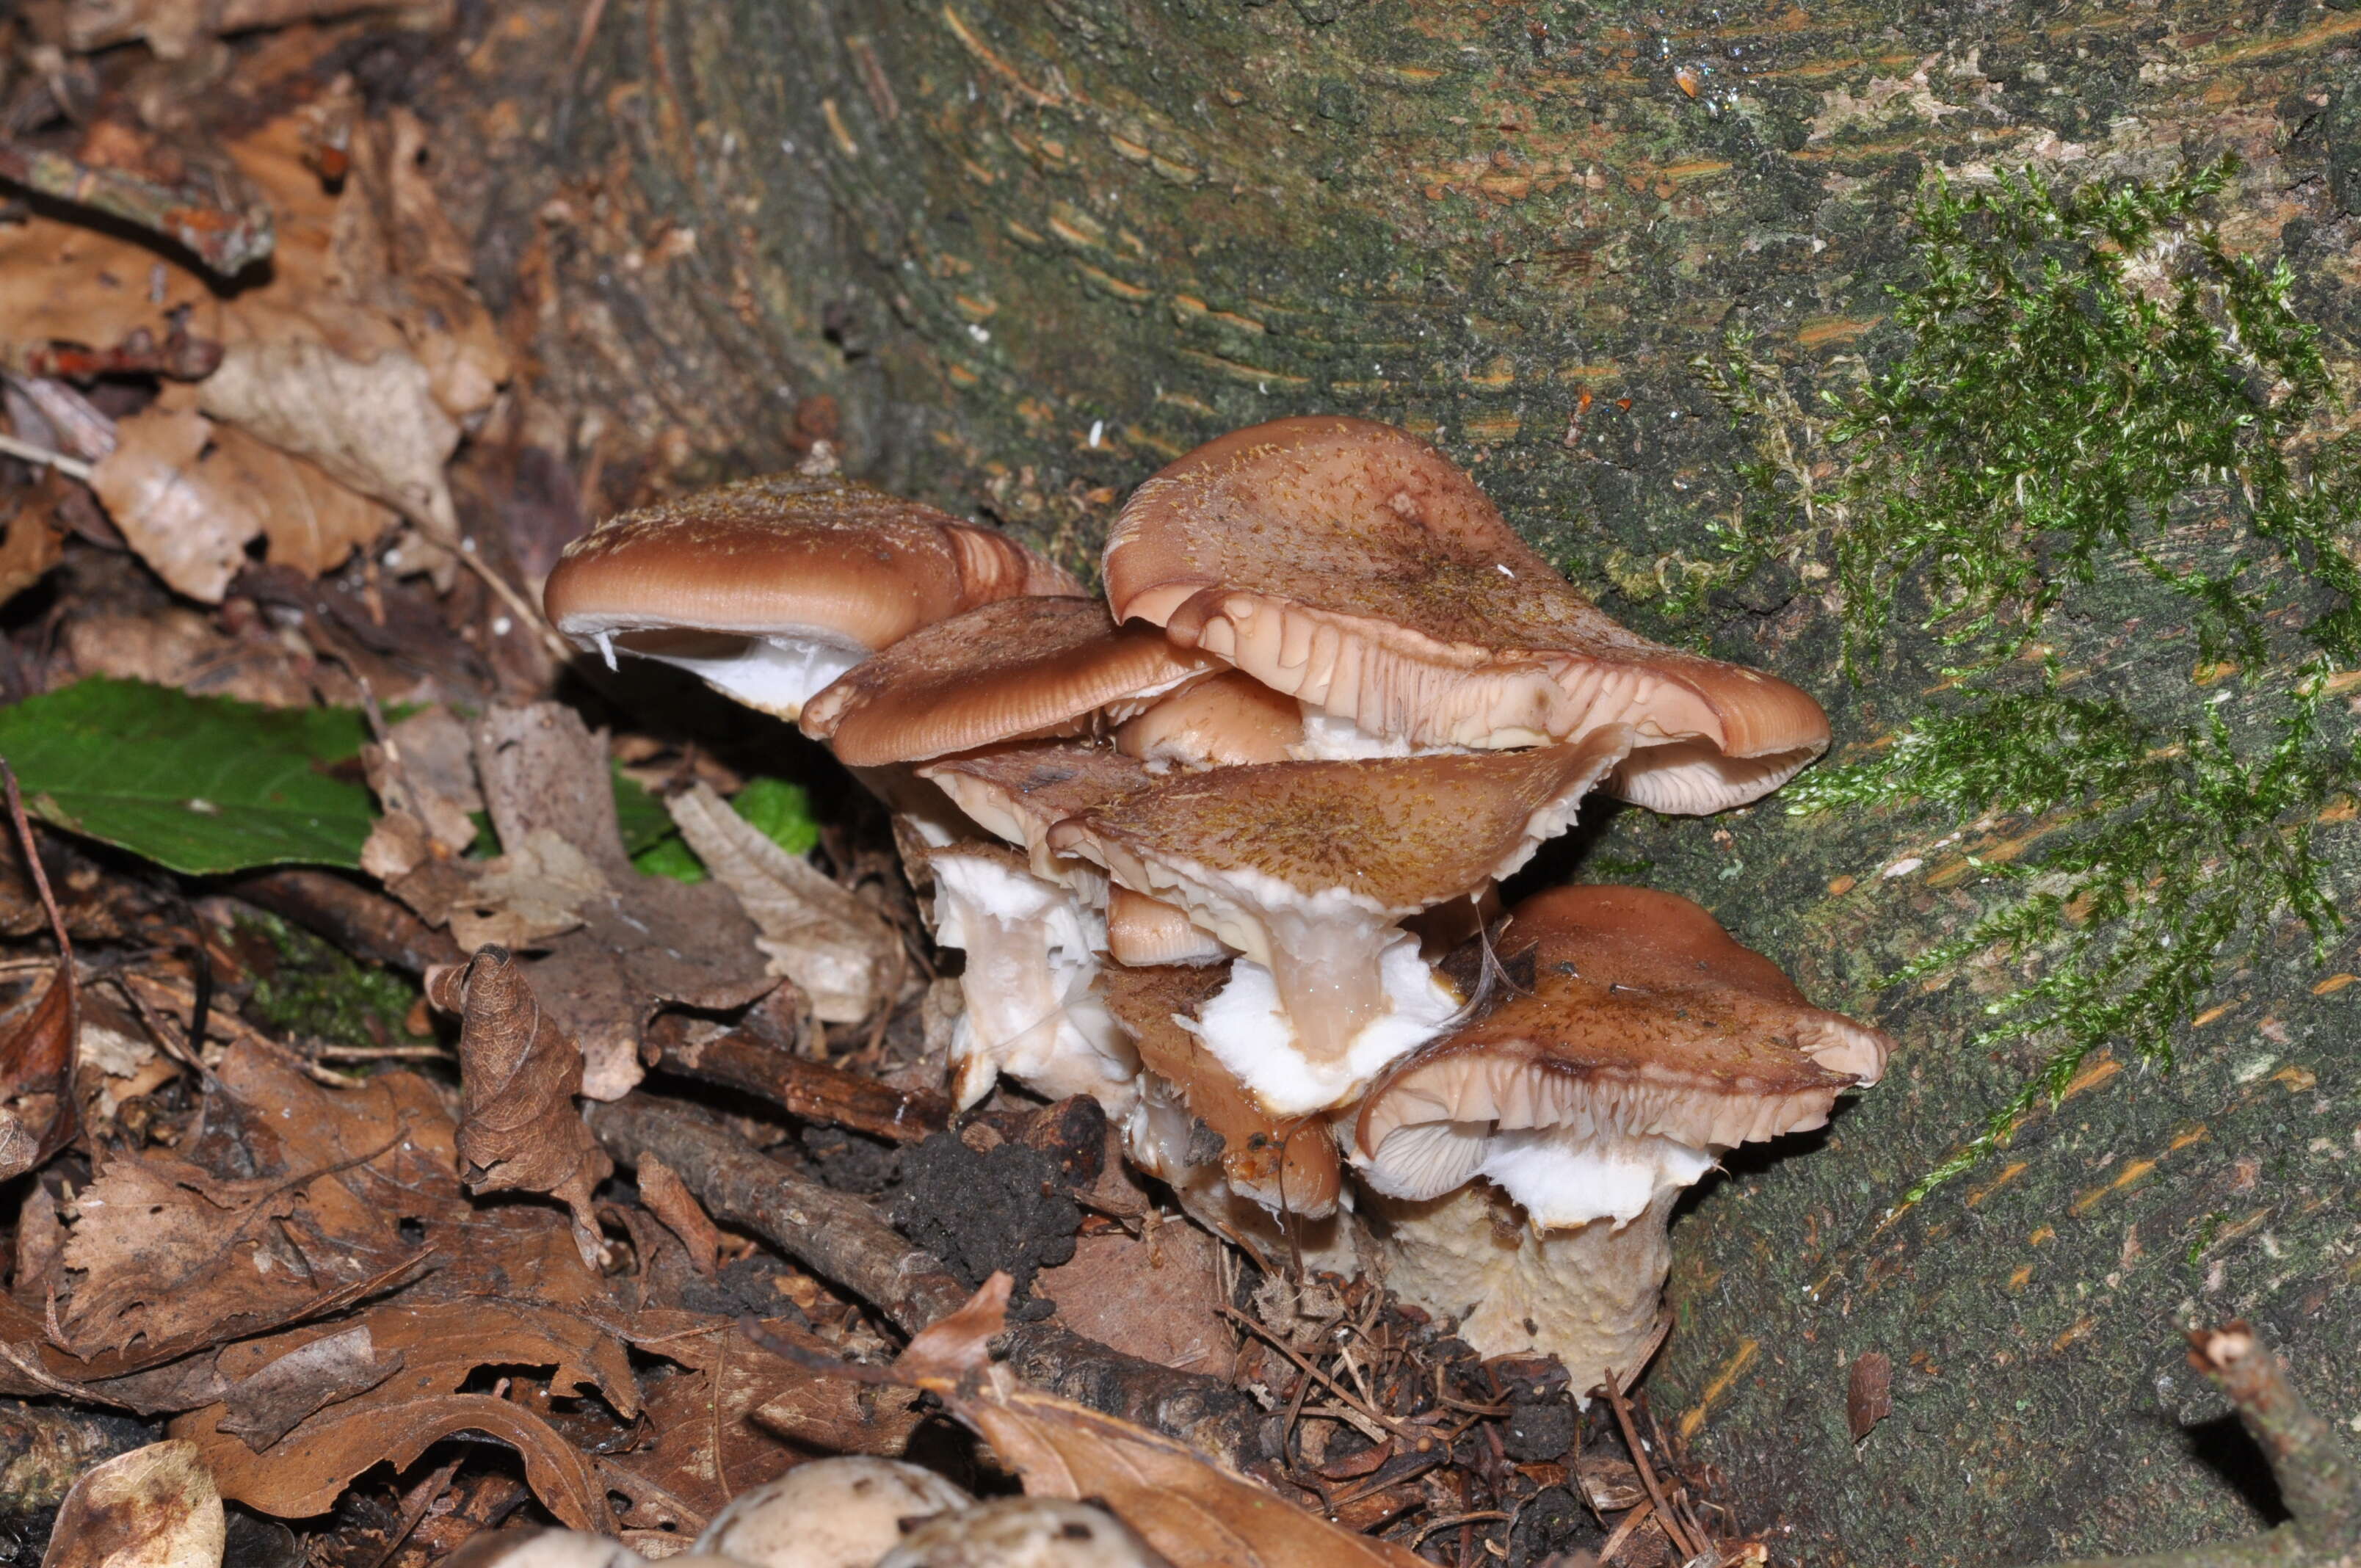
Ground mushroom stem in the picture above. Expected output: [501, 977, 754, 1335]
[929, 851, 1136, 1112]
[1366, 1183, 1676, 1398]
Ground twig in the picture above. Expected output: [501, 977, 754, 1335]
[1219, 1304, 1408, 1443]
[2027, 1323, 2360, 1567]
[0, 140, 272, 277]
[1410, 1511, 1512, 1548]
[642, 1013, 949, 1144]
[1597, 1498, 1657, 1566]
[1602, 1368, 1702, 1561]
[0, 432, 94, 484]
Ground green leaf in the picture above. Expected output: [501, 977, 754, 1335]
[628, 775, 820, 882]
[730, 777, 819, 857]
[0, 678, 374, 876]
[609, 768, 675, 857]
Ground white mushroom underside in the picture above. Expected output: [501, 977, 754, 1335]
[924, 773, 1111, 901]
[1186, 933, 1459, 1116]
[1359, 1122, 1716, 1230]
[1609, 737, 1824, 816]
[586, 628, 869, 721]
[931, 853, 1136, 1112]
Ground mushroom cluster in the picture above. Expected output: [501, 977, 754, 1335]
[543, 416, 1890, 1393]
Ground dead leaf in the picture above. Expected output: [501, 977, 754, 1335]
[634, 1156, 720, 1276]
[211, 424, 396, 576]
[606, 1314, 858, 1532]
[56, 1042, 457, 1360]
[1035, 1224, 1229, 1376]
[215, 1324, 402, 1451]
[87, 400, 264, 604]
[38, 1439, 223, 1568]
[0, 213, 219, 375]
[0, 476, 68, 607]
[1846, 1351, 1892, 1443]
[177, 1393, 613, 1534]
[0, 966, 77, 1183]
[904, 1277, 1427, 1568]
[65, 0, 430, 59]
[61, 609, 316, 708]
[426, 946, 612, 1269]
[374, 704, 772, 1099]
[667, 781, 898, 1023]
[196, 335, 460, 543]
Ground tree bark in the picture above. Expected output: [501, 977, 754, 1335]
[427, 4, 2361, 1561]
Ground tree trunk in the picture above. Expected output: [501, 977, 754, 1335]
[428, 3, 2361, 1561]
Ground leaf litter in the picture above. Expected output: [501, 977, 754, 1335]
[0, 4, 1753, 1565]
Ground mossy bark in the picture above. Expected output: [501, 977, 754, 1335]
[433, 2, 2361, 1561]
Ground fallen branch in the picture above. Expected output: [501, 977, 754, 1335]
[641, 1013, 949, 1145]
[229, 868, 465, 974]
[2030, 1324, 2358, 1567]
[584, 1096, 1274, 1469]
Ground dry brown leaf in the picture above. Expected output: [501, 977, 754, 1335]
[215, 1323, 402, 1450]
[666, 782, 898, 1024]
[86, 400, 264, 603]
[0, 965, 77, 1183]
[56, 1043, 457, 1360]
[0, 213, 220, 374]
[426, 946, 612, 1268]
[177, 1393, 613, 1533]
[0, 476, 68, 607]
[1034, 1224, 1230, 1376]
[606, 1314, 871, 1533]
[195, 336, 460, 543]
[37, 1439, 222, 1568]
[634, 1156, 721, 1277]
[904, 1278, 1428, 1568]
[210, 424, 396, 576]
[60, 609, 316, 708]
[64, 0, 430, 57]
[443, 830, 604, 951]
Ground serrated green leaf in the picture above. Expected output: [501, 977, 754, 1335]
[0, 678, 374, 875]
[729, 777, 819, 857]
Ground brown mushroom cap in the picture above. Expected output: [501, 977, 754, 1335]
[1353, 883, 1885, 1224]
[1103, 416, 1828, 809]
[542, 474, 1080, 717]
[798, 597, 1214, 766]
[1106, 885, 1229, 967]
[1114, 670, 1305, 771]
[1104, 963, 1341, 1218]
[918, 744, 1155, 885]
[1047, 732, 1633, 926]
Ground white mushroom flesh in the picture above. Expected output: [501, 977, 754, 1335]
[1186, 932, 1457, 1117]
[457, 1532, 651, 1568]
[593, 628, 869, 721]
[1358, 1122, 1716, 1230]
[932, 851, 1136, 1112]
[693, 1457, 973, 1568]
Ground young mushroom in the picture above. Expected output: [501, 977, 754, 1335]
[1112, 669, 1305, 771]
[693, 1457, 973, 1568]
[1045, 730, 1635, 1116]
[542, 474, 1078, 719]
[1350, 885, 1889, 1391]
[797, 596, 1214, 766]
[1104, 415, 1829, 812]
[1103, 962, 1341, 1220]
[926, 842, 1136, 1111]
[441, 1533, 650, 1568]
[874, 1498, 1170, 1568]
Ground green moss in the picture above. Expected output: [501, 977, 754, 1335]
[236, 910, 429, 1050]
[1689, 159, 2361, 1198]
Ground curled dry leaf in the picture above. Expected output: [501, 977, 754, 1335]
[37, 1439, 223, 1568]
[0, 473, 68, 609]
[666, 782, 899, 1024]
[634, 1155, 721, 1276]
[215, 1324, 403, 1451]
[427, 946, 613, 1269]
[86, 402, 263, 605]
[902, 1278, 1428, 1568]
